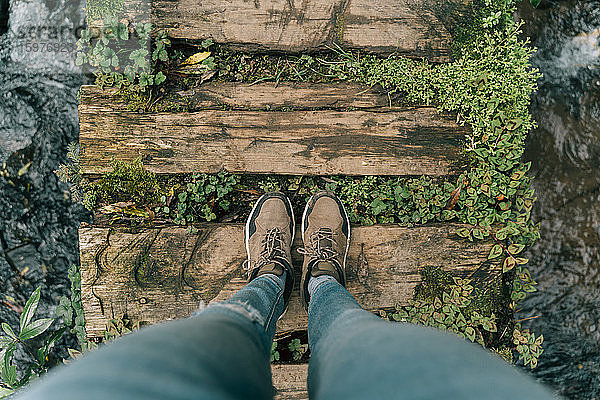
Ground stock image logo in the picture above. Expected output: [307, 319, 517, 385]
[12, 24, 85, 54]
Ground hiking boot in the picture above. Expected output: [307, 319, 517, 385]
[299, 191, 351, 311]
[245, 192, 295, 314]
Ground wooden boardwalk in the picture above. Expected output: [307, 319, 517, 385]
[78, 1, 492, 398]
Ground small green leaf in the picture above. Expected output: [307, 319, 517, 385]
[495, 228, 507, 241]
[508, 243, 525, 255]
[1, 324, 16, 340]
[1, 345, 17, 387]
[488, 244, 503, 259]
[75, 52, 86, 66]
[503, 256, 516, 273]
[38, 327, 66, 364]
[456, 228, 470, 238]
[19, 318, 54, 340]
[465, 326, 476, 341]
[20, 286, 41, 332]
[116, 22, 129, 40]
[515, 257, 528, 265]
[511, 170, 526, 181]
[56, 296, 73, 323]
[0, 336, 13, 349]
[473, 148, 489, 158]
[505, 118, 523, 131]
[155, 71, 166, 85]
[159, 49, 168, 61]
[529, 0, 541, 8]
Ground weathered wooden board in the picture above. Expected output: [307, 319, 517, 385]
[149, 0, 466, 61]
[79, 84, 466, 176]
[272, 364, 308, 400]
[79, 223, 501, 339]
[87, 0, 467, 61]
[80, 83, 393, 112]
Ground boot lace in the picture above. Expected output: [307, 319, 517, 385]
[297, 228, 339, 263]
[245, 227, 286, 278]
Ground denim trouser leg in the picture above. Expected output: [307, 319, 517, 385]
[307, 279, 555, 400]
[16, 275, 285, 400]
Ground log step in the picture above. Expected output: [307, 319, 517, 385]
[89, 0, 471, 61]
[273, 364, 308, 400]
[79, 223, 500, 338]
[78, 83, 467, 176]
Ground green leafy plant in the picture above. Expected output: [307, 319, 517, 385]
[382, 266, 543, 368]
[0, 287, 64, 397]
[270, 341, 279, 363]
[56, 265, 95, 352]
[383, 269, 499, 346]
[75, 17, 171, 91]
[54, 143, 88, 204]
[158, 171, 238, 224]
[288, 339, 308, 362]
[102, 318, 140, 343]
[513, 323, 543, 368]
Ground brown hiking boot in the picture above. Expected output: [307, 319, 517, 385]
[245, 192, 295, 314]
[299, 191, 351, 311]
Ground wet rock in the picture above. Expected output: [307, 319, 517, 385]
[0, 0, 8, 35]
[4, 243, 45, 281]
[0, 68, 89, 371]
[0, 88, 38, 162]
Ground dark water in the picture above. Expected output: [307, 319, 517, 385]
[0, 0, 599, 397]
[516, 1, 600, 397]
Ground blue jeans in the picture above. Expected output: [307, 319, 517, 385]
[17, 276, 555, 400]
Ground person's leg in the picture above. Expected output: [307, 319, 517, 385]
[307, 277, 555, 400]
[17, 192, 297, 400]
[17, 274, 284, 400]
[297, 192, 554, 399]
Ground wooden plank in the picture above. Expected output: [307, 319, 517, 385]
[272, 364, 308, 400]
[86, 0, 467, 61]
[78, 84, 466, 177]
[148, 0, 465, 61]
[79, 223, 501, 339]
[80, 83, 393, 112]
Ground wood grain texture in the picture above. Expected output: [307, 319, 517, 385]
[80, 83, 393, 112]
[148, 0, 465, 61]
[78, 84, 466, 177]
[79, 223, 501, 339]
[272, 364, 308, 400]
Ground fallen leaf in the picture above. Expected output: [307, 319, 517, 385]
[445, 183, 462, 210]
[179, 51, 210, 66]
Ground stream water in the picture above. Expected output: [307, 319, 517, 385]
[0, 0, 598, 397]
[517, 1, 600, 397]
